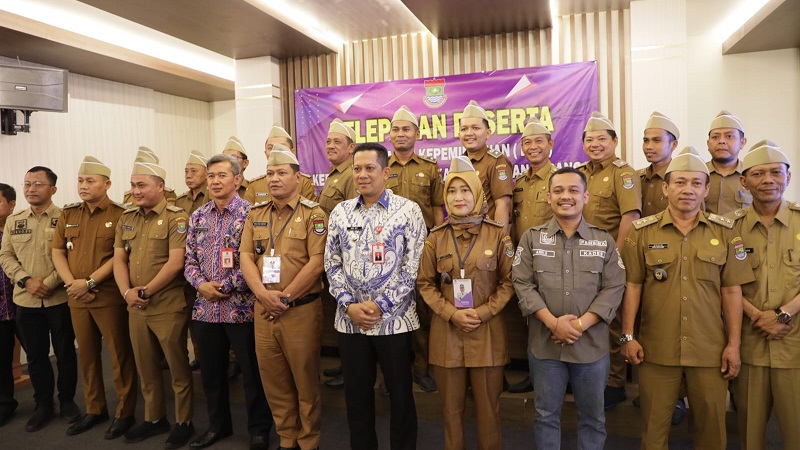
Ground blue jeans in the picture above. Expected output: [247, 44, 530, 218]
[529, 348, 609, 450]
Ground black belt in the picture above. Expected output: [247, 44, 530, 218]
[285, 293, 318, 308]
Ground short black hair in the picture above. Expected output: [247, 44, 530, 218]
[0, 183, 16, 202]
[27, 166, 57, 186]
[666, 131, 677, 142]
[582, 129, 618, 141]
[353, 143, 389, 169]
[548, 167, 587, 191]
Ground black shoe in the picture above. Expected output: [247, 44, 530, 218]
[106, 416, 136, 440]
[322, 365, 342, 377]
[378, 381, 389, 396]
[0, 402, 18, 427]
[165, 421, 195, 449]
[412, 371, 437, 392]
[124, 417, 171, 443]
[672, 398, 687, 425]
[324, 373, 344, 389]
[508, 376, 533, 393]
[26, 403, 55, 432]
[249, 435, 270, 450]
[67, 412, 109, 435]
[189, 429, 232, 449]
[227, 362, 241, 379]
[189, 360, 200, 371]
[604, 386, 626, 410]
[60, 400, 81, 423]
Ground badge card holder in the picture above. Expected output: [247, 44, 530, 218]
[372, 242, 385, 264]
[262, 252, 281, 284]
[453, 277, 473, 309]
[221, 248, 234, 269]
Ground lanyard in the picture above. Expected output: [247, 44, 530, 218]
[268, 205, 298, 256]
[449, 226, 478, 279]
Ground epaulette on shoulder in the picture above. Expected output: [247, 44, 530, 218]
[728, 208, 748, 220]
[251, 200, 271, 209]
[418, 155, 437, 164]
[429, 223, 448, 233]
[637, 168, 646, 176]
[487, 148, 502, 159]
[250, 174, 267, 182]
[123, 207, 138, 214]
[708, 213, 734, 229]
[483, 218, 504, 228]
[166, 205, 184, 213]
[123, 189, 131, 195]
[612, 159, 631, 168]
[300, 197, 319, 208]
[176, 192, 189, 200]
[300, 172, 312, 179]
[632, 213, 660, 230]
[789, 202, 800, 212]
[63, 202, 81, 209]
[165, 187, 175, 193]
[515, 172, 528, 181]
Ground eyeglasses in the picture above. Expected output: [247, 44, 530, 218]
[22, 182, 52, 189]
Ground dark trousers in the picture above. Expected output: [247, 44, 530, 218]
[0, 319, 19, 407]
[193, 320, 272, 436]
[339, 332, 417, 450]
[16, 303, 77, 406]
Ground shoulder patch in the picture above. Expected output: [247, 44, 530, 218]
[637, 168, 646, 176]
[729, 208, 748, 220]
[612, 159, 630, 168]
[250, 174, 267, 182]
[110, 201, 126, 209]
[483, 218, 504, 228]
[164, 187, 175, 193]
[123, 207, 138, 214]
[429, 223, 449, 233]
[708, 213, 734, 229]
[789, 202, 800, 212]
[515, 172, 528, 181]
[300, 197, 320, 208]
[63, 202, 81, 209]
[166, 205, 184, 213]
[418, 155, 437, 164]
[487, 149, 502, 159]
[176, 192, 189, 200]
[251, 201, 271, 209]
[632, 214, 660, 230]
[300, 172, 312, 179]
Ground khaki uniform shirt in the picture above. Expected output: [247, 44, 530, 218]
[240, 195, 327, 307]
[466, 147, 514, 220]
[319, 159, 356, 216]
[174, 187, 212, 217]
[639, 164, 669, 217]
[122, 188, 176, 208]
[0, 203, 67, 308]
[579, 158, 642, 240]
[513, 218, 625, 363]
[386, 153, 444, 229]
[731, 201, 800, 368]
[53, 196, 125, 308]
[417, 220, 515, 368]
[706, 160, 751, 215]
[243, 173, 317, 205]
[512, 161, 556, 243]
[236, 178, 250, 199]
[114, 199, 189, 316]
[620, 209, 754, 367]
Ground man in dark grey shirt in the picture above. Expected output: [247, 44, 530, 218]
[512, 167, 625, 450]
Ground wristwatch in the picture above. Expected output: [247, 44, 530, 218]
[619, 333, 636, 344]
[340, 302, 353, 314]
[86, 277, 98, 290]
[17, 276, 31, 289]
[775, 307, 792, 324]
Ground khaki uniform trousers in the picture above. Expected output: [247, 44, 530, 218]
[732, 363, 800, 450]
[638, 362, 727, 450]
[255, 299, 322, 450]
[129, 310, 193, 423]
[432, 365, 504, 450]
[71, 304, 137, 417]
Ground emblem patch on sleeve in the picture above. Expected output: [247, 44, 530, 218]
[621, 173, 634, 189]
[176, 219, 187, 234]
[513, 246, 523, 266]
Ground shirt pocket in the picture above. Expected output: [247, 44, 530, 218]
[533, 192, 551, 217]
[10, 232, 32, 244]
[436, 255, 455, 278]
[532, 256, 559, 290]
[575, 253, 605, 295]
[411, 176, 432, 206]
[285, 224, 308, 258]
[386, 176, 400, 192]
[590, 185, 614, 214]
[96, 224, 115, 253]
[644, 249, 676, 281]
[781, 248, 800, 291]
[146, 225, 168, 253]
[695, 247, 726, 284]
[321, 184, 343, 203]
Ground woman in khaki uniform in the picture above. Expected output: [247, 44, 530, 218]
[417, 155, 515, 450]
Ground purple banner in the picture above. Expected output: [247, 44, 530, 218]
[294, 62, 598, 187]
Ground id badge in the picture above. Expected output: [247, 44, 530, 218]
[221, 247, 234, 269]
[261, 256, 281, 284]
[372, 242, 385, 264]
[453, 278, 473, 309]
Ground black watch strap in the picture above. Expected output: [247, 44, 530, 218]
[17, 276, 31, 289]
